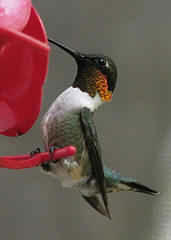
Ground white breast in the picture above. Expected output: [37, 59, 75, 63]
[46, 86, 103, 117]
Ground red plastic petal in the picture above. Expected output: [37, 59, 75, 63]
[0, 0, 32, 31]
[0, 7, 50, 136]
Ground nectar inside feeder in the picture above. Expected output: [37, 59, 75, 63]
[0, 0, 50, 137]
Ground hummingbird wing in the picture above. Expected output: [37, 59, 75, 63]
[82, 195, 111, 219]
[80, 107, 111, 219]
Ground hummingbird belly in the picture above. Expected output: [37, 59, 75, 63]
[44, 157, 86, 187]
[41, 109, 91, 188]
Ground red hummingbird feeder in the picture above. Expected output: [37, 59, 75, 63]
[0, 0, 49, 136]
[0, 0, 76, 169]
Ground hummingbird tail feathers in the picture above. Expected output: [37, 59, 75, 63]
[120, 180, 159, 196]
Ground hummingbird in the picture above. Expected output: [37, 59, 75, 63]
[40, 39, 158, 219]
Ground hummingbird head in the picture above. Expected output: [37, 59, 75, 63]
[48, 39, 117, 102]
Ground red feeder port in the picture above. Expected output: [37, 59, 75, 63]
[0, 1, 76, 170]
[0, 0, 50, 136]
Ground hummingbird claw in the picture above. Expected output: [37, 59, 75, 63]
[49, 146, 60, 163]
[41, 162, 51, 171]
[41, 146, 60, 172]
[49, 146, 56, 153]
[30, 147, 41, 157]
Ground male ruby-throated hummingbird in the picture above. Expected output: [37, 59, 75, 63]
[41, 38, 159, 219]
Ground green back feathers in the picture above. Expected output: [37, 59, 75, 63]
[104, 167, 136, 187]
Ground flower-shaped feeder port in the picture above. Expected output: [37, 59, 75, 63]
[0, 6, 50, 137]
[0, 1, 76, 169]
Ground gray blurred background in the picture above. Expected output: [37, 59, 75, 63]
[1, 0, 171, 239]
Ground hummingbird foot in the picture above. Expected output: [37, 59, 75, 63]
[41, 146, 57, 172]
[30, 147, 41, 157]
[49, 146, 61, 163]
[41, 146, 63, 172]
[41, 162, 51, 172]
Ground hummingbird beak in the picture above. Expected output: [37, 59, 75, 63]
[48, 38, 81, 62]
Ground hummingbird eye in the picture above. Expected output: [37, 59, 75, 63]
[98, 58, 106, 65]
